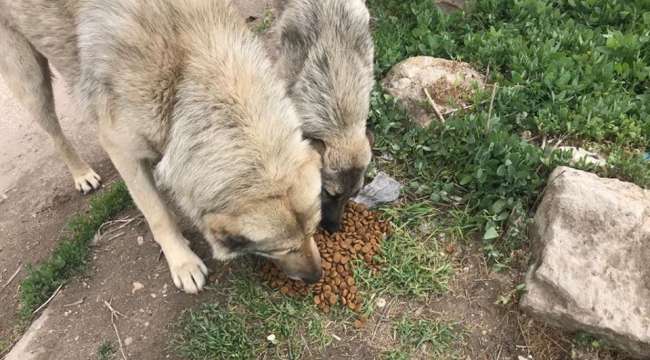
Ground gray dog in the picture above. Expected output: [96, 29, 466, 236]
[270, 0, 375, 233]
[0, 0, 323, 293]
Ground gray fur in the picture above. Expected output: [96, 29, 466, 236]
[270, 0, 375, 231]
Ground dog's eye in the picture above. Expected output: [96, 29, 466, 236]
[264, 247, 300, 257]
[222, 235, 252, 250]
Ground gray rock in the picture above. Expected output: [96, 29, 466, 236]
[353, 172, 401, 208]
[555, 146, 607, 167]
[521, 166, 650, 358]
[435, 0, 465, 13]
[381, 56, 484, 127]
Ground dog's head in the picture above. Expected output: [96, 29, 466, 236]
[310, 129, 373, 233]
[202, 150, 323, 284]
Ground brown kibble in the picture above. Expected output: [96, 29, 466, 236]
[258, 202, 391, 313]
[354, 317, 367, 329]
[445, 243, 456, 254]
[328, 294, 337, 305]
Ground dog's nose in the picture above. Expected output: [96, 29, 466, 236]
[300, 268, 323, 285]
[320, 219, 341, 234]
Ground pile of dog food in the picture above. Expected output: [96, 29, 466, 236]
[260, 202, 391, 313]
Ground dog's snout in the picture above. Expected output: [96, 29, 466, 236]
[300, 268, 322, 285]
[320, 218, 341, 233]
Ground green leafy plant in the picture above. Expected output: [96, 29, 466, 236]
[368, 0, 650, 262]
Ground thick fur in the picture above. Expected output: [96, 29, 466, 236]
[0, 0, 323, 293]
[270, 0, 375, 232]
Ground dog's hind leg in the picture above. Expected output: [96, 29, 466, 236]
[0, 22, 101, 194]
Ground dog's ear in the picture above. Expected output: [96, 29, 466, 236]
[307, 137, 326, 156]
[205, 213, 237, 239]
[365, 128, 375, 147]
[205, 214, 253, 251]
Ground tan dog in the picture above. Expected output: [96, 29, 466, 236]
[0, 0, 323, 293]
[270, 0, 375, 233]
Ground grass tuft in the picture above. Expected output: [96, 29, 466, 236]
[173, 264, 330, 360]
[384, 318, 461, 359]
[356, 203, 453, 298]
[19, 181, 132, 319]
[97, 340, 116, 360]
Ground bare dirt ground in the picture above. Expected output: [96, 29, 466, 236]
[5, 209, 230, 360]
[0, 67, 115, 348]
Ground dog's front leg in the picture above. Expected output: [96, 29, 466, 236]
[99, 128, 208, 294]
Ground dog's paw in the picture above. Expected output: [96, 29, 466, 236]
[167, 248, 209, 294]
[73, 169, 102, 194]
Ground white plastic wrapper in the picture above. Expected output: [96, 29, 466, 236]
[353, 171, 401, 208]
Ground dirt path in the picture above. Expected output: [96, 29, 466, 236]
[5, 209, 228, 360]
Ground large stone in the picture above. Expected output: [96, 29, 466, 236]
[521, 166, 650, 358]
[435, 0, 465, 13]
[381, 56, 484, 127]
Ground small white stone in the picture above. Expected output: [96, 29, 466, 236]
[132, 281, 144, 294]
[266, 334, 278, 345]
[376, 298, 387, 308]
[136, 236, 144, 246]
[124, 337, 133, 346]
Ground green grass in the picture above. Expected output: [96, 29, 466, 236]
[97, 341, 116, 360]
[367, 0, 650, 263]
[0, 338, 8, 355]
[19, 181, 132, 319]
[355, 203, 453, 300]
[384, 318, 461, 359]
[173, 264, 331, 360]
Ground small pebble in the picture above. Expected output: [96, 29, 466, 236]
[132, 281, 144, 294]
[376, 298, 387, 308]
[266, 334, 278, 345]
